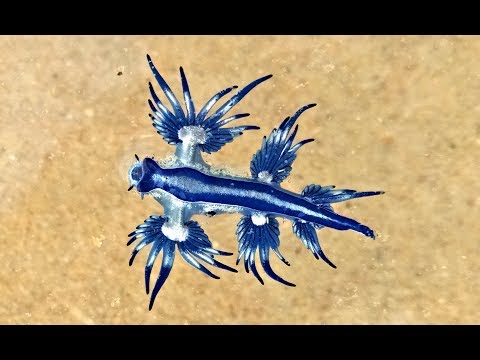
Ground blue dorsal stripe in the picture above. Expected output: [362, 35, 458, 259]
[140, 159, 371, 235]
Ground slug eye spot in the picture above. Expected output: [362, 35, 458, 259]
[131, 165, 143, 182]
[128, 161, 143, 187]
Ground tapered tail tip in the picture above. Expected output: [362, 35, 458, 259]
[359, 225, 376, 239]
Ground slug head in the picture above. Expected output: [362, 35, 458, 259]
[127, 156, 163, 194]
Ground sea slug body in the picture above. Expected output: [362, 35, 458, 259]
[126, 55, 384, 310]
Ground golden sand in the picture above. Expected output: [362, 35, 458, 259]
[0, 36, 477, 324]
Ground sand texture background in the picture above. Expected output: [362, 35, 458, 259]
[0, 36, 478, 324]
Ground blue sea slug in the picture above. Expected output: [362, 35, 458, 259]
[127, 55, 384, 310]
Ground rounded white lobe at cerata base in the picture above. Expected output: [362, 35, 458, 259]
[178, 126, 207, 145]
[161, 221, 188, 242]
[257, 171, 273, 183]
[251, 212, 268, 226]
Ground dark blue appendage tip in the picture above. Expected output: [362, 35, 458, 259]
[359, 225, 376, 239]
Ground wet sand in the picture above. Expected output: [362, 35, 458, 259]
[0, 35, 478, 324]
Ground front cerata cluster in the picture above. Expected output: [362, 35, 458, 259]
[127, 54, 384, 310]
